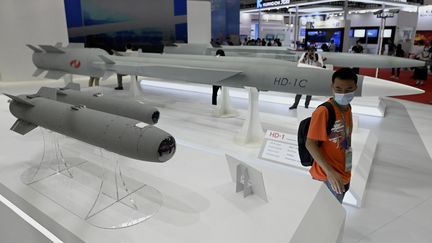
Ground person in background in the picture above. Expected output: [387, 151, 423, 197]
[414, 45, 431, 86]
[115, 43, 134, 90]
[290, 46, 324, 110]
[212, 49, 225, 105]
[321, 43, 330, 52]
[387, 39, 396, 56]
[328, 39, 336, 52]
[267, 40, 273, 46]
[391, 44, 405, 80]
[88, 76, 100, 87]
[350, 40, 364, 74]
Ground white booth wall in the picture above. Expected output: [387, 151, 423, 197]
[0, 0, 68, 82]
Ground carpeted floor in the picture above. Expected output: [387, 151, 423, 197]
[359, 67, 432, 104]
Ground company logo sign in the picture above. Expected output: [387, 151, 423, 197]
[69, 60, 81, 69]
[257, 0, 290, 9]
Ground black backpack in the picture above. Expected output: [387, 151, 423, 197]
[297, 102, 336, 167]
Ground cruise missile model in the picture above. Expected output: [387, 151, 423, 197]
[164, 44, 425, 68]
[27, 44, 423, 97]
[32, 83, 160, 124]
[5, 94, 176, 162]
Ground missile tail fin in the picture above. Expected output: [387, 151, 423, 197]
[26, 44, 43, 53]
[38, 45, 66, 54]
[99, 55, 116, 64]
[3, 93, 34, 107]
[45, 71, 66, 80]
[10, 119, 38, 135]
[36, 87, 57, 100]
[32, 68, 45, 77]
[102, 71, 115, 81]
[64, 82, 81, 91]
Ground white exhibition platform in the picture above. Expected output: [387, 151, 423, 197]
[0, 77, 382, 242]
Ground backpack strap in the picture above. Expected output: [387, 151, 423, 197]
[319, 102, 336, 136]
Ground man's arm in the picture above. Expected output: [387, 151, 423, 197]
[306, 138, 345, 194]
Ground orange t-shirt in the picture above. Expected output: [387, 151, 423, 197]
[307, 99, 353, 185]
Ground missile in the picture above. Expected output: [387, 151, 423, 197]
[32, 83, 160, 124]
[165, 44, 425, 68]
[27, 44, 424, 97]
[5, 94, 176, 162]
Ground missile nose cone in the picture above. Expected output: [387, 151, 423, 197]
[158, 136, 176, 162]
[361, 76, 424, 97]
[152, 111, 160, 124]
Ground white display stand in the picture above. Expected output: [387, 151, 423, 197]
[234, 87, 265, 145]
[212, 87, 238, 117]
[129, 75, 142, 97]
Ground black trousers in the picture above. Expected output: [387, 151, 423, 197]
[392, 68, 400, 77]
[212, 85, 221, 105]
[117, 74, 124, 87]
[292, 94, 312, 108]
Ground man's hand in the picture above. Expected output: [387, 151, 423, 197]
[326, 169, 345, 194]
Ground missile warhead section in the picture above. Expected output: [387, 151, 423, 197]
[6, 94, 175, 162]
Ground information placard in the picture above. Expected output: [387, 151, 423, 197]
[259, 130, 302, 168]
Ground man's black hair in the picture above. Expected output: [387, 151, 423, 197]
[332, 68, 358, 85]
[216, 49, 225, 56]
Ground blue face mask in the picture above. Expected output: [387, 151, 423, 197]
[334, 92, 355, 106]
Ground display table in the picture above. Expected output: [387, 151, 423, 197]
[0, 90, 345, 243]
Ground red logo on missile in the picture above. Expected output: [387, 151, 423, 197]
[69, 60, 81, 69]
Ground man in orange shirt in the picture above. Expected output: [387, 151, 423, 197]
[306, 68, 358, 203]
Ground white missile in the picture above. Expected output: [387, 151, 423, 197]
[165, 44, 425, 68]
[27, 44, 424, 98]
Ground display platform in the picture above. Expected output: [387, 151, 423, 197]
[0, 88, 346, 243]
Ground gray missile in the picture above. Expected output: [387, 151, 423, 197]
[27, 44, 424, 97]
[5, 94, 175, 162]
[167, 44, 425, 68]
[32, 83, 160, 124]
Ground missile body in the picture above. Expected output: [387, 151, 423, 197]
[165, 44, 425, 68]
[35, 85, 160, 124]
[28, 44, 424, 97]
[7, 95, 175, 162]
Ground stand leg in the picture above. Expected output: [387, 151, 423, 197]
[129, 75, 141, 97]
[235, 87, 264, 145]
[21, 129, 84, 185]
[212, 87, 238, 117]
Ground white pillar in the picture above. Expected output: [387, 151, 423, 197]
[187, 0, 211, 44]
[342, 0, 351, 52]
[375, 4, 386, 78]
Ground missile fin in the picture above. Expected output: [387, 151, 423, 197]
[36, 87, 57, 100]
[45, 71, 66, 80]
[99, 55, 116, 65]
[64, 82, 81, 91]
[26, 44, 43, 53]
[32, 68, 45, 77]
[3, 93, 35, 106]
[101, 71, 115, 81]
[38, 45, 66, 54]
[10, 119, 38, 135]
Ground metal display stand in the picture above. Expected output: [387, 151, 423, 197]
[21, 129, 163, 229]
